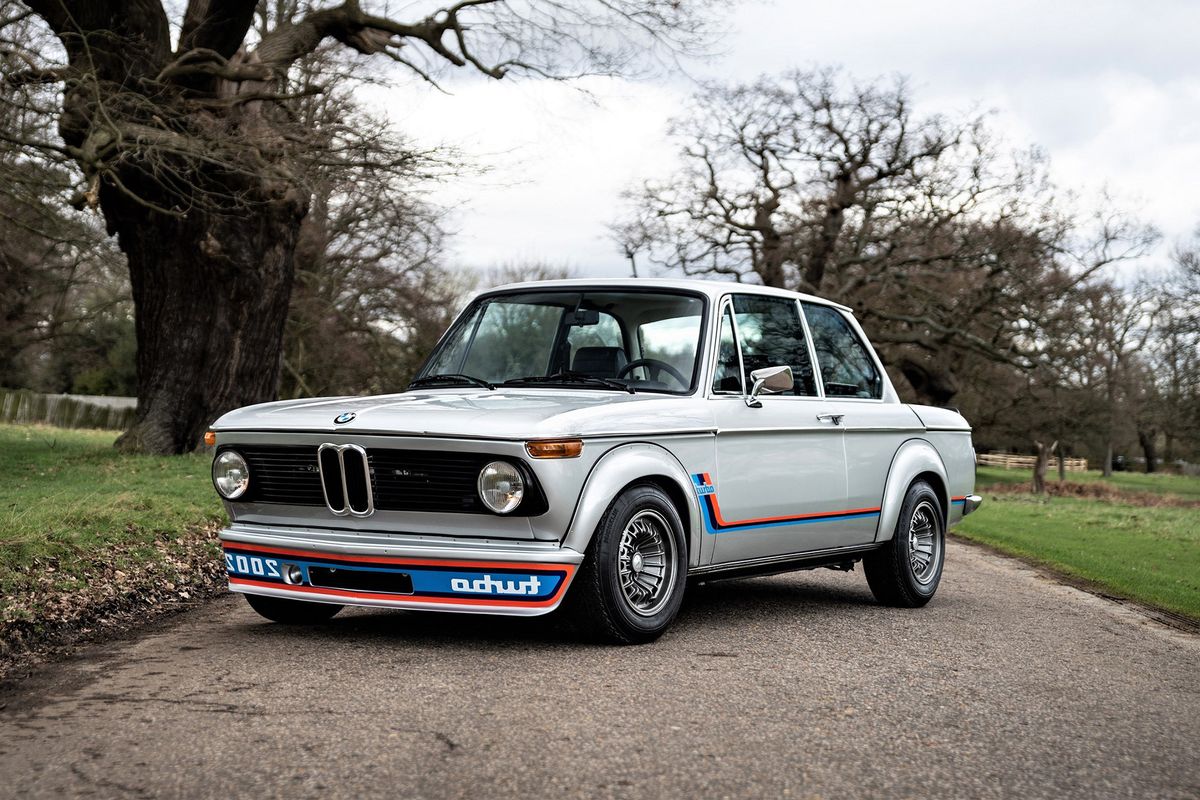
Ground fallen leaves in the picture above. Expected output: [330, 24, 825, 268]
[1, 521, 227, 679]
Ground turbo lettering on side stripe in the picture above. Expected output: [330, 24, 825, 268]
[691, 472, 881, 534]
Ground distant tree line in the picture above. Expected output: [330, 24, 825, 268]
[614, 70, 1200, 472]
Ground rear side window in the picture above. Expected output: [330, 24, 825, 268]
[802, 303, 883, 399]
[731, 295, 817, 396]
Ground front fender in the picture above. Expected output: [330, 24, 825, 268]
[562, 442, 702, 567]
[875, 438, 949, 542]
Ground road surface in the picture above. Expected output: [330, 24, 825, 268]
[2, 540, 1197, 799]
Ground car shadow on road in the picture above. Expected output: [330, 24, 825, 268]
[228, 571, 883, 650]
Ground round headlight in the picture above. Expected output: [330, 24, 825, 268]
[477, 461, 524, 514]
[212, 450, 250, 500]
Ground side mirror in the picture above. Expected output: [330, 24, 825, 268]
[745, 365, 793, 408]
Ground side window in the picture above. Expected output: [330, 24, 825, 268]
[802, 303, 883, 399]
[711, 304, 743, 394]
[731, 295, 817, 397]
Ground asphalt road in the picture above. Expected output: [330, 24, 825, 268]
[2, 540, 1198, 800]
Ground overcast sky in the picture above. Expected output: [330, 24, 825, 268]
[374, 0, 1200, 278]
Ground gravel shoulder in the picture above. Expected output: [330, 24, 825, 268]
[2, 540, 1198, 800]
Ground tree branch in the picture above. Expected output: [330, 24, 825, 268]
[178, 0, 257, 60]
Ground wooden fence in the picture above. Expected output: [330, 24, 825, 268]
[0, 388, 136, 431]
[975, 452, 1089, 472]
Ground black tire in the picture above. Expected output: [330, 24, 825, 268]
[566, 484, 688, 644]
[243, 592, 343, 624]
[863, 480, 945, 607]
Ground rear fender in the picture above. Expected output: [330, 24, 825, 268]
[876, 438, 949, 542]
[562, 443, 702, 567]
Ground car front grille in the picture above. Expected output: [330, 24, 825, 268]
[237, 445, 324, 506]
[370, 448, 492, 514]
[231, 444, 544, 516]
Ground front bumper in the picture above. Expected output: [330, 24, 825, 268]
[220, 523, 583, 616]
[962, 494, 983, 516]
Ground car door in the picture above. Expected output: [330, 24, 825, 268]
[800, 302, 926, 542]
[708, 294, 860, 564]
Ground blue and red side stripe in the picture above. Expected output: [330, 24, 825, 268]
[691, 472, 881, 534]
[690, 474, 970, 535]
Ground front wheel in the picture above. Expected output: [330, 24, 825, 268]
[567, 484, 688, 644]
[243, 592, 343, 624]
[863, 480, 945, 607]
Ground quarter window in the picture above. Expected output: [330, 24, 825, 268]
[731, 295, 818, 397]
[802, 303, 883, 399]
[711, 305, 743, 394]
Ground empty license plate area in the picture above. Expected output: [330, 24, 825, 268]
[307, 566, 414, 595]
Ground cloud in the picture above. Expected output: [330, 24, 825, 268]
[370, 0, 1200, 278]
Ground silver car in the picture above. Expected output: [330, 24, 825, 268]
[210, 279, 981, 643]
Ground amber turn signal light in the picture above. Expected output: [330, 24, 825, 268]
[525, 439, 583, 459]
[203, 430, 217, 447]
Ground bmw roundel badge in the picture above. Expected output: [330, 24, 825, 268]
[334, 411, 356, 424]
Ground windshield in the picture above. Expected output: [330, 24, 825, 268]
[415, 290, 707, 394]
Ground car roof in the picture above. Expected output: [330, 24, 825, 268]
[482, 278, 853, 313]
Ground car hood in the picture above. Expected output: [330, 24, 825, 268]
[210, 389, 714, 440]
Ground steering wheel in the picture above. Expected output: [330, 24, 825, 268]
[618, 358, 688, 388]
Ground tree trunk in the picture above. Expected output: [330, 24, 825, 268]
[109, 191, 304, 454]
[1057, 442, 1067, 482]
[895, 354, 959, 406]
[1033, 440, 1056, 495]
[1138, 429, 1158, 474]
[1103, 441, 1114, 477]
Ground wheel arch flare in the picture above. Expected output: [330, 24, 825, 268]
[562, 442, 703, 567]
[875, 439, 953, 543]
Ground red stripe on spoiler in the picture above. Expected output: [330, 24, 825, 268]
[224, 540, 573, 573]
[223, 542, 576, 609]
[228, 576, 570, 608]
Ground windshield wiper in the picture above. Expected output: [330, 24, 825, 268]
[503, 371, 635, 394]
[409, 373, 495, 390]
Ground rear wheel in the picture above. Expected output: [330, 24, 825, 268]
[243, 593, 343, 624]
[863, 480, 945, 607]
[567, 484, 687, 644]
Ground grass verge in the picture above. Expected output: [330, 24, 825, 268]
[958, 470, 1200, 620]
[0, 424, 226, 677]
[976, 465, 1200, 499]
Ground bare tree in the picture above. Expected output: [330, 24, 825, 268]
[0, 19, 129, 391]
[1144, 230, 1200, 467]
[618, 69, 1157, 406]
[4, 0, 715, 453]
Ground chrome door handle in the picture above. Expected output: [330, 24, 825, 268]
[816, 413, 844, 425]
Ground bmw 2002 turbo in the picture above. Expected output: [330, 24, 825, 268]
[209, 279, 981, 643]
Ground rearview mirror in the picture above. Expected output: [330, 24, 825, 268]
[745, 365, 793, 408]
[567, 309, 601, 326]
